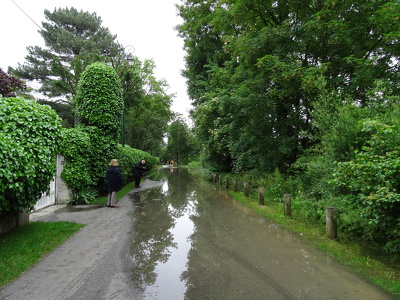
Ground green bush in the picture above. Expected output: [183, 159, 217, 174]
[67, 187, 98, 205]
[114, 144, 159, 183]
[0, 97, 62, 213]
[332, 119, 400, 255]
[62, 62, 160, 196]
[188, 161, 201, 168]
[75, 62, 123, 133]
[60, 126, 95, 191]
[62, 63, 123, 193]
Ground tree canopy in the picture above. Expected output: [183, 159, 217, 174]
[162, 115, 198, 164]
[12, 7, 122, 100]
[176, 0, 400, 173]
[124, 59, 173, 155]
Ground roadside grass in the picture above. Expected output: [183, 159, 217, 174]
[0, 221, 84, 288]
[91, 181, 136, 205]
[229, 190, 400, 298]
[90, 167, 159, 205]
[0, 168, 160, 288]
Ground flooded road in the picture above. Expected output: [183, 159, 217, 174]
[127, 167, 392, 300]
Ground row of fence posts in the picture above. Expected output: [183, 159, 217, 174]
[213, 174, 337, 239]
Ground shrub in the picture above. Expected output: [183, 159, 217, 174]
[60, 126, 95, 191]
[62, 62, 123, 193]
[332, 119, 400, 254]
[0, 97, 62, 213]
[114, 144, 159, 183]
[62, 62, 159, 196]
[67, 187, 98, 205]
[75, 62, 123, 133]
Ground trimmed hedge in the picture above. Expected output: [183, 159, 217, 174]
[114, 144, 159, 183]
[0, 97, 62, 213]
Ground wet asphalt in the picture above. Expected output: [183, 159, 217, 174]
[0, 179, 164, 300]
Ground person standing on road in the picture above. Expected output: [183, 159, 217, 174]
[106, 159, 123, 208]
[133, 160, 146, 188]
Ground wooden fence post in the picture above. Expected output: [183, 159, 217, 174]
[326, 207, 337, 239]
[244, 182, 249, 197]
[212, 174, 216, 182]
[233, 179, 238, 192]
[225, 176, 229, 188]
[219, 174, 222, 185]
[258, 187, 265, 205]
[283, 194, 292, 217]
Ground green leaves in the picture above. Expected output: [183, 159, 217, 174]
[0, 97, 62, 213]
[62, 62, 123, 193]
[332, 119, 400, 248]
[0, 69, 26, 97]
[13, 7, 122, 98]
[75, 62, 123, 133]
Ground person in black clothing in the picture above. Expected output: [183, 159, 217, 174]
[133, 160, 146, 188]
[106, 159, 123, 207]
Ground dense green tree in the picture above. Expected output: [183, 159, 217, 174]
[163, 116, 198, 164]
[176, 0, 229, 106]
[192, 95, 233, 172]
[124, 60, 173, 155]
[177, 0, 400, 174]
[12, 7, 122, 100]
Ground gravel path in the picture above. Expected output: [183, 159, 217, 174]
[0, 179, 164, 300]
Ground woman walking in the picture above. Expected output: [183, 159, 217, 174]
[106, 159, 123, 208]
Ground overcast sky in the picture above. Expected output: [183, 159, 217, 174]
[0, 0, 192, 118]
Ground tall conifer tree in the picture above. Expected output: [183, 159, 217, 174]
[13, 7, 122, 100]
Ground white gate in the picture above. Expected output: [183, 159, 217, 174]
[34, 178, 56, 211]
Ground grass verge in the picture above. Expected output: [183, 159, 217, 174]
[0, 168, 159, 288]
[229, 191, 400, 298]
[90, 167, 159, 205]
[0, 221, 84, 288]
[92, 181, 136, 205]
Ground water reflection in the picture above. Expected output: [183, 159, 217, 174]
[129, 168, 197, 298]
[129, 187, 176, 293]
[128, 168, 392, 300]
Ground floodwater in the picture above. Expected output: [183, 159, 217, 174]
[127, 167, 392, 300]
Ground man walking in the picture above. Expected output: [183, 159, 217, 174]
[133, 160, 146, 188]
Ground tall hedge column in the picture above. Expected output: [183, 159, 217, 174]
[63, 62, 123, 190]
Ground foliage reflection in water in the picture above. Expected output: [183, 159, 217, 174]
[129, 167, 196, 298]
[127, 167, 392, 300]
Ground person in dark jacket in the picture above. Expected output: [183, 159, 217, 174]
[106, 159, 123, 207]
[133, 160, 146, 188]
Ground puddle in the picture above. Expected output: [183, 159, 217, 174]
[126, 168, 392, 300]
[55, 204, 105, 213]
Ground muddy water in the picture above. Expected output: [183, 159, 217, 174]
[127, 167, 392, 300]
